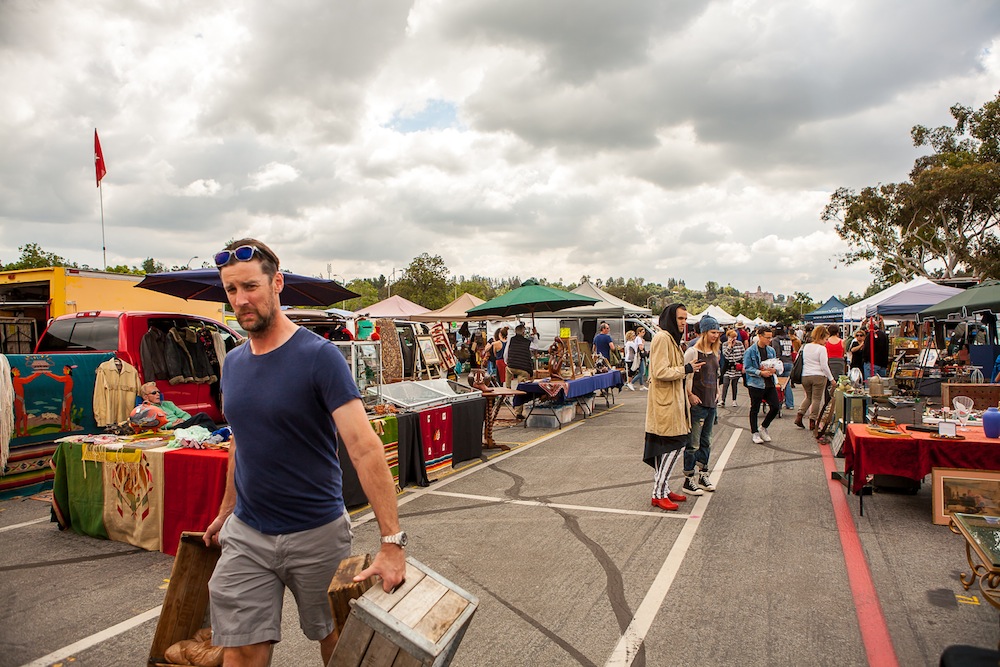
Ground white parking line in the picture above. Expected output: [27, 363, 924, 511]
[0, 517, 48, 533]
[604, 429, 742, 667]
[19, 605, 162, 667]
[424, 489, 690, 519]
[351, 420, 586, 528]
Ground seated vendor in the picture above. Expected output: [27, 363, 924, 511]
[139, 382, 219, 431]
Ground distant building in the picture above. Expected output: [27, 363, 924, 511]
[743, 285, 775, 305]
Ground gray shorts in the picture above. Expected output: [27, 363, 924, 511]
[208, 512, 353, 646]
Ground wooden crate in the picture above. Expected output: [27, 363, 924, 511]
[328, 557, 478, 667]
[148, 532, 220, 667]
[328, 554, 376, 637]
[942, 383, 1000, 410]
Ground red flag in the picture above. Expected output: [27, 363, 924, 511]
[94, 129, 107, 187]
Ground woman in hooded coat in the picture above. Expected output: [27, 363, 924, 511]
[644, 303, 705, 511]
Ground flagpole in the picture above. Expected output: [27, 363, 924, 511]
[94, 128, 108, 270]
[99, 181, 106, 270]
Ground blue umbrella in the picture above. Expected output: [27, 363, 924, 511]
[135, 269, 359, 307]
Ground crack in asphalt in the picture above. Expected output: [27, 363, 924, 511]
[0, 548, 145, 572]
[493, 465, 647, 667]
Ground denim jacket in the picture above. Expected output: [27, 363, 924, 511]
[742, 342, 776, 389]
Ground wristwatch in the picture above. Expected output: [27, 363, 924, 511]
[381, 531, 408, 548]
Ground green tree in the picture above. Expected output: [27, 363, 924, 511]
[341, 279, 380, 312]
[105, 264, 145, 275]
[143, 258, 167, 274]
[704, 281, 719, 300]
[824, 92, 1000, 282]
[391, 253, 451, 309]
[2, 243, 75, 270]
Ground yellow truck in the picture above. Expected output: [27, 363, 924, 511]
[0, 267, 225, 350]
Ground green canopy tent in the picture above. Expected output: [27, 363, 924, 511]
[465, 278, 600, 328]
[919, 280, 1000, 376]
[918, 280, 1000, 321]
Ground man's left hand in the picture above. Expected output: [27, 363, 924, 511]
[355, 545, 407, 592]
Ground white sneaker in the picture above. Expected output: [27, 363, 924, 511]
[626, 382, 635, 391]
[751, 432, 764, 444]
[640, 386, 648, 391]
[759, 426, 772, 442]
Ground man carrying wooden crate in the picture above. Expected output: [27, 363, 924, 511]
[204, 239, 406, 666]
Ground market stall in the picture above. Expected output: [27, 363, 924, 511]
[843, 423, 1000, 497]
[49, 394, 485, 554]
[513, 370, 623, 426]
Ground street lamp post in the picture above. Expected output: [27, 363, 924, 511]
[186, 256, 200, 269]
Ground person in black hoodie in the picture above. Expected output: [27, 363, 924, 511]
[644, 304, 704, 512]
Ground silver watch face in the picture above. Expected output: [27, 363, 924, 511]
[384, 531, 408, 547]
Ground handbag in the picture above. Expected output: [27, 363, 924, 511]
[790, 353, 804, 386]
[735, 362, 744, 372]
[630, 356, 640, 372]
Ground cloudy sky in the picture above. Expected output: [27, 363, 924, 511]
[2, 0, 999, 303]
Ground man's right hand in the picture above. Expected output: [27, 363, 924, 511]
[203, 512, 229, 547]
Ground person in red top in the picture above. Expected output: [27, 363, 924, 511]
[824, 324, 847, 378]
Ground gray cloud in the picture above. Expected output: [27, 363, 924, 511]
[0, 0, 997, 301]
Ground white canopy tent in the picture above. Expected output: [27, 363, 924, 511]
[553, 280, 652, 317]
[531, 280, 654, 348]
[688, 305, 737, 325]
[842, 277, 939, 322]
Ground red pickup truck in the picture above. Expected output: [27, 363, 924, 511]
[35, 311, 242, 423]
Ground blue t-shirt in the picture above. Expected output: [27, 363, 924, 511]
[593, 333, 614, 359]
[222, 327, 360, 534]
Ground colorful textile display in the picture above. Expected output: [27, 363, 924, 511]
[52, 441, 229, 556]
[369, 415, 400, 488]
[429, 323, 458, 371]
[3, 353, 113, 498]
[94, 358, 142, 427]
[102, 446, 164, 551]
[420, 405, 453, 478]
[0, 441, 57, 499]
[161, 447, 227, 556]
[378, 318, 403, 382]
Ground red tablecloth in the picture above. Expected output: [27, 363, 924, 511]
[843, 424, 1000, 494]
[161, 448, 228, 556]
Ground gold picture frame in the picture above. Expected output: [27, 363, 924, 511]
[415, 335, 441, 366]
[931, 467, 1000, 525]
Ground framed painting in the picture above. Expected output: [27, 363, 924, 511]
[416, 335, 441, 366]
[931, 467, 1000, 525]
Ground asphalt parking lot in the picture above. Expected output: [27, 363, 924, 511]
[1, 387, 998, 666]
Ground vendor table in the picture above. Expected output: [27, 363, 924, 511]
[339, 411, 427, 508]
[513, 371, 623, 427]
[52, 402, 486, 553]
[843, 424, 1000, 511]
[480, 388, 526, 451]
[51, 441, 227, 557]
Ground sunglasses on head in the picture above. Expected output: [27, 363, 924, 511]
[214, 245, 270, 268]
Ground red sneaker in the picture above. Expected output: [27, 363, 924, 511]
[651, 497, 679, 511]
[667, 491, 687, 502]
